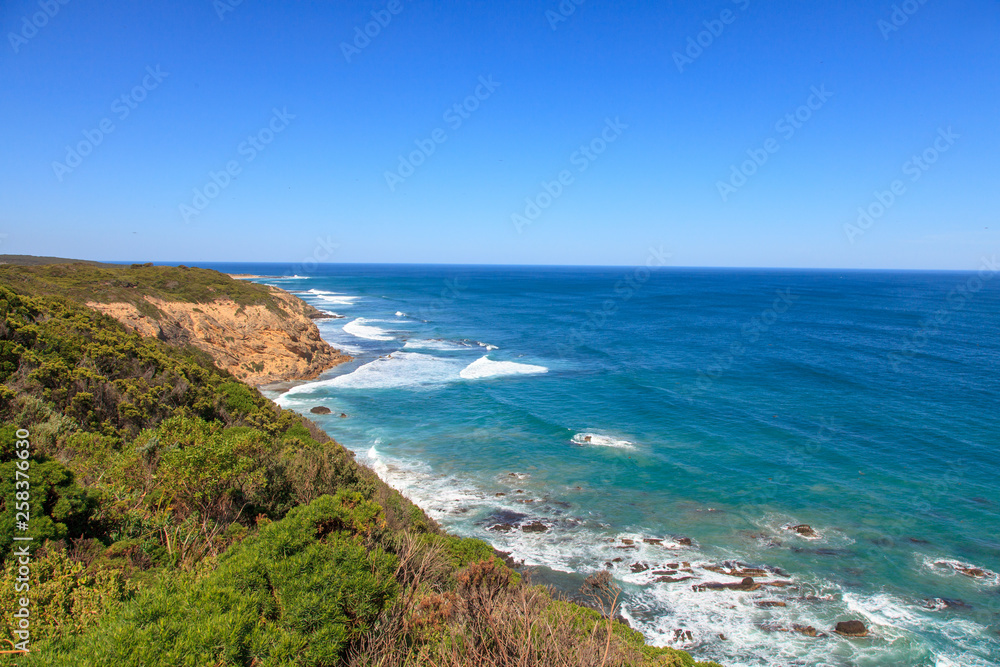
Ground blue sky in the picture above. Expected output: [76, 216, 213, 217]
[1, 0, 997, 269]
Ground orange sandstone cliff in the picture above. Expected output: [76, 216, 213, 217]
[87, 286, 350, 385]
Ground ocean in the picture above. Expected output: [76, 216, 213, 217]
[196, 262, 1000, 667]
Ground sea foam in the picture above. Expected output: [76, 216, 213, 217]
[571, 433, 635, 450]
[343, 317, 395, 341]
[291, 352, 463, 391]
[305, 289, 361, 306]
[459, 356, 548, 380]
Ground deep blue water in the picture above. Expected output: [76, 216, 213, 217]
[190, 263, 1000, 667]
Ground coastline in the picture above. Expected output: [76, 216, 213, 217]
[258, 268, 1000, 667]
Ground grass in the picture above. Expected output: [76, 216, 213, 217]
[0, 262, 286, 319]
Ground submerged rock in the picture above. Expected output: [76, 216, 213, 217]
[958, 567, 988, 578]
[694, 576, 761, 592]
[788, 524, 819, 538]
[923, 597, 971, 611]
[834, 620, 869, 637]
[488, 523, 516, 533]
[756, 600, 787, 608]
[792, 624, 820, 637]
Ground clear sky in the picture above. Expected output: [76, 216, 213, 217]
[1, 0, 997, 269]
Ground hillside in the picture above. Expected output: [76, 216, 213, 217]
[0, 271, 721, 666]
[0, 262, 350, 385]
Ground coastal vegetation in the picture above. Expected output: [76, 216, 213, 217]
[0, 266, 721, 666]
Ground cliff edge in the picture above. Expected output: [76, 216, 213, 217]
[0, 260, 350, 385]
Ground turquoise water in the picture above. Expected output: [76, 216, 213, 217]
[204, 263, 1000, 666]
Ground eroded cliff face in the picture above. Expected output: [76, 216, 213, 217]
[87, 287, 350, 385]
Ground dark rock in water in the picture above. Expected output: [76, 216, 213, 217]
[793, 624, 819, 637]
[621, 538, 635, 545]
[672, 629, 694, 643]
[788, 524, 818, 538]
[522, 521, 548, 533]
[666, 563, 679, 569]
[792, 547, 851, 557]
[489, 523, 516, 533]
[909, 537, 931, 545]
[614, 545, 638, 550]
[834, 620, 869, 637]
[652, 570, 678, 576]
[481, 509, 526, 527]
[677, 537, 693, 546]
[495, 492, 506, 497]
[611, 557, 623, 563]
[643, 538, 663, 545]
[340, 413, 348, 418]
[655, 575, 694, 583]
[310, 406, 332, 414]
[923, 597, 971, 611]
[958, 567, 988, 578]
[705, 564, 769, 578]
[756, 600, 787, 608]
[694, 577, 761, 592]
[630, 562, 649, 573]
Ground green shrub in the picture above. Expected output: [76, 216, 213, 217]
[20, 494, 399, 666]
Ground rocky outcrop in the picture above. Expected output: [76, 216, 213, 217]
[834, 620, 869, 637]
[87, 287, 350, 385]
[787, 524, 819, 538]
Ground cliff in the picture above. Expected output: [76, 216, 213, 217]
[0, 261, 350, 385]
[85, 288, 348, 385]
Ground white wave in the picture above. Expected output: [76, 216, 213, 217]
[269, 275, 309, 280]
[923, 557, 1000, 585]
[571, 433, 635, 450]
[459, 356, 548, 380]
[403, 339, 471, 351]
[304, 289, 361, 306]
[287, 353, 464, 392]
[343, 317, 394, 341]
[395, 311, 407, 317]
[475, 341, 500, 351]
